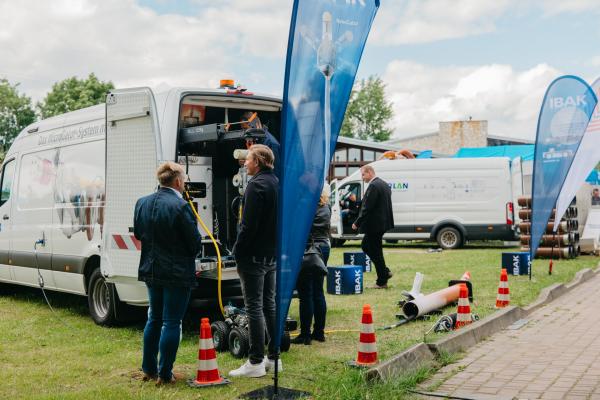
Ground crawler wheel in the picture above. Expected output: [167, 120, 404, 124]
[229, 327, 249, 359]
[211, 321, 230, 352]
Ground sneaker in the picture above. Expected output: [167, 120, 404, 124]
[264, 356, 283, 372]
[229, 359, 266, 378]
[290, 335, 311, 345]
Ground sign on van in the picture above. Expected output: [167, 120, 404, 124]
[389, 182, 408, 191]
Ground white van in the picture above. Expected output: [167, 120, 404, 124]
[330, 157, 520, 248]
[0, 86, 282, 324]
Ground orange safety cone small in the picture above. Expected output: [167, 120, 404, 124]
[349, 304, 378, 367]
[454, 284, 472, 329]
[495, 268, 510, 308]
[188, 317, 230, 388]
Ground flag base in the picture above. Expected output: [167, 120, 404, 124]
[241, 386, 310, 400]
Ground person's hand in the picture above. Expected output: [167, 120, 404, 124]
[352, 223, 357, 231]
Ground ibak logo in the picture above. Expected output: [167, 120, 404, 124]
[390, 182, 409, 191]
[548, 95, 587, 109]
[364, 256, 371, 272]
[512, 255, 520, 275]
[354, 270, 362, 293]
[335, 270, 342, 294]
[349, 254, 355, 265]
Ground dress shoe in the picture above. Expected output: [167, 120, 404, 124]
[369, 283, 388, 289]
[290, 335, 312, 345]
[311, 333, 326, 342]
[155, 371, 183, 386]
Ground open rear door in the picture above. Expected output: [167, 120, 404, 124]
[101, 88, 161, 284]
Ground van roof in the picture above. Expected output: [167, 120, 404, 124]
[336, 157, 512, 186]
[10, 86, 282, 156]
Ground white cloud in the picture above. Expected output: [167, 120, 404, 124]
[0, 0, 291, 102]
[370, 0, 514, 45]
[383, 60, 561, 140]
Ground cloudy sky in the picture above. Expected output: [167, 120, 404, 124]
[1, 0, 599, 140]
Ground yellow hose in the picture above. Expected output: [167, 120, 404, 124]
[186, 197, 225, 317]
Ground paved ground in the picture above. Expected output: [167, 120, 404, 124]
[419, 272, 600, 400]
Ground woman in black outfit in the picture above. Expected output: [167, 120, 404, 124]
[292, 186, 331, 345]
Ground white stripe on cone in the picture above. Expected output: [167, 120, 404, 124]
[361, 323, 375, 334]
[198, 358, 218, 371]
[457, 297, 471, 322]
[358, 342, 377, 353]
[199, 338, 214, 350]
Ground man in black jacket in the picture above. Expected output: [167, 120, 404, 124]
[134, 162, 202, 385]
[229, 144, 280, 378]
[352, 165, 394, 289]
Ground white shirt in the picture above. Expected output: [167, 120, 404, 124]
[165, 186, 183, 199]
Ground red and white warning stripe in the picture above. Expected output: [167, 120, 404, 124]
[455, 284, 472, 329]
[495, 269, 510, 308]
[111, 234, 141, 251]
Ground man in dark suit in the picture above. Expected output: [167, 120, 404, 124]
[352, 165, 394, 289]
[134, 162, 202, 385]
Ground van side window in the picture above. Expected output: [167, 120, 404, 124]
[17, 150, 57, 210]
[0, 159, 15, 206]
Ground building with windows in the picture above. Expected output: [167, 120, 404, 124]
[329, 136, 403, 182]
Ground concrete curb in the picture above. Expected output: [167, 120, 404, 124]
[365, 264, 600, 381]
[364, 343, 435, 381]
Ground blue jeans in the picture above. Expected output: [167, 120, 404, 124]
[237, 257, 277, 364]
[142, 284, 191, 380]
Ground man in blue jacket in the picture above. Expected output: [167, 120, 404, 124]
[134, 161, 202, 385]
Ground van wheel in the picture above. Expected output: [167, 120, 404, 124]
[88, 268, 120, 326]
[436, 227, 462, 250]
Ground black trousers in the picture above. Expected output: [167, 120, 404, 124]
[237, 257, 277, 364]
[361, 231, 390, 286]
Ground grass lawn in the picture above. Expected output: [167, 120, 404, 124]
[0, 242, 597, 399]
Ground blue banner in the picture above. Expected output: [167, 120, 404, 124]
[275, 0, 379, 346]
[530, 76, 596, 261]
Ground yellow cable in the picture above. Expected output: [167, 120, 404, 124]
[186, 197, 225, 317]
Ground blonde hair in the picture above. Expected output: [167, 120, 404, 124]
[156, 161, 185, 187]
[249, 144, 274, 170]
[319, 184, 330, 206]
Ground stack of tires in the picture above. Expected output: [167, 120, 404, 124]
[518, 196, 580, 259]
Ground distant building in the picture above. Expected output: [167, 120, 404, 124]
[385, 120, 533, 156]
[329, 136, 404, 182]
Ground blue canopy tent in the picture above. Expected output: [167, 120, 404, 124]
[454, 145, 598, 184]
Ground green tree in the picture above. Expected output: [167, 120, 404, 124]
[0, 79, 36, 149]
[340, 76, 393, 142]
[38, 73, 114, 119]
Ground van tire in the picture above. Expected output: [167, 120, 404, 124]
[88, 268, 120, 326]
[436, 227, 463, 250]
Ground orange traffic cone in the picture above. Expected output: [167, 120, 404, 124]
[349, 304, 378, 367]
[188, 318, 230, 388]
[454, 284, 472, 329]
[495, 268, 510, 308]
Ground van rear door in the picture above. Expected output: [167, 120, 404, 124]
[102, 88, 160, 283]
[0, 159, 16, 281]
